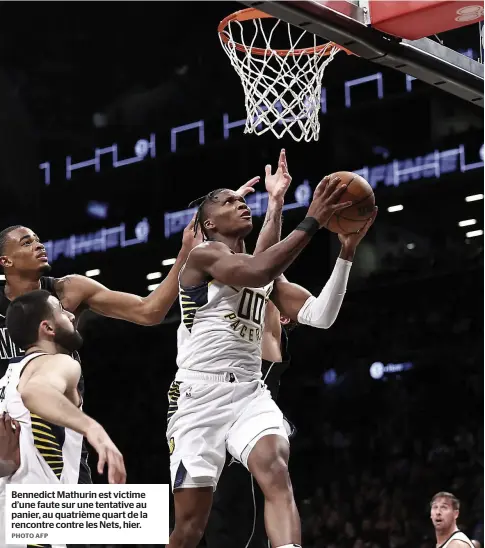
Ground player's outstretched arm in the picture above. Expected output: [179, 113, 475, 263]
[19, 355, 126, 484]
[0, 413, 20, 478]
[253, 149, 292, 255]
[187, 175, 353, 288]
[270, 210, 377, 328]
[53, 218, 201, 326]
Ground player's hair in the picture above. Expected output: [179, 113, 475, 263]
[430, 492, 460, 511]
[0, 225, 23, 256]
[189, 189, 226, 240]
[6, 289, 54, 350]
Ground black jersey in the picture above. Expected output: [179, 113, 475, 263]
[0, 277, 92, 484]
[261, 327, 290, 401]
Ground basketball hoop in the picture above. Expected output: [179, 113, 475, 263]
[218, 8, 352, 142]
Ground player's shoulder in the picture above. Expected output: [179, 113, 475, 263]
[53, 273, 86, 287]
[187, 241, 233, 263]
[34, 353, 80, 370]
[448, 539, 474, 548]
[53, 274, 100, 300]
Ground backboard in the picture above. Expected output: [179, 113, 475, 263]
[238, 0, 484, 107]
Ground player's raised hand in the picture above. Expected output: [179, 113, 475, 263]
[265, 149, 292, 201]
[182, 214, 203, 250]
[338, 206, 378, 248]
[235, 176, 260, 198]
[86, 423, 126, 484]
[307, 175, 353, 228]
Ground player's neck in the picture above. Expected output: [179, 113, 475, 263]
[27, 341, 66, 356]
[4, 272, 42, 301]
[436, 525, 459, 546]
[214, 235, 245, 253]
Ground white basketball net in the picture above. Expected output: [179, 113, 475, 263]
[219, 16, 340, 142]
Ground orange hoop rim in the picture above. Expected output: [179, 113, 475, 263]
[218, 7, 353, 57]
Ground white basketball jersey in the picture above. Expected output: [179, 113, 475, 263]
[177, 267, 273, 380]
[0, 352, 83, 486]
[439, 531, 474, 548]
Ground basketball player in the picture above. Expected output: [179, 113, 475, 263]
[0, 289, 125, 548]
[203, 301, 296, 548]
[431, 492, 474, 547]
[203, 152, 296, 548]
[168, 175, 376, 548]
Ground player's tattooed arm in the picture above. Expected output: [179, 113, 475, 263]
[54, 272, 177, 326]
[53, 218, 202, 325]
[254, 149, 291, 255]
[54, 275, 75, 309]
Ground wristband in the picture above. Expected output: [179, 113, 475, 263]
[295, 216, 319, 236]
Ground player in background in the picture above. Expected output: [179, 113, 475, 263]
[431, 492, 475, 548]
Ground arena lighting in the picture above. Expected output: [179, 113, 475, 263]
[146, 272, 162, 281]
[162, 258, 176, 266]
[465, 194, 484, 202]
[406, 243, 415, 250]
[370, 361, 413, 380]
[165, 143, 484, 239]
[147, 283, 160, 292]
[85, 269, 100, 277]
[466, 229, 484, 238]
[458, 219, 477, 227]
[387, 205, 403, 213]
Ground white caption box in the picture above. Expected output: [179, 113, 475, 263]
[5, 484, 169, 545]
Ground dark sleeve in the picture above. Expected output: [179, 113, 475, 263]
[77, 441, 93, 484]
[40, 276, 57, 293]
[261, 328, 291, 401]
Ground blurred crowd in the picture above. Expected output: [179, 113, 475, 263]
[296, 380, 482, 548]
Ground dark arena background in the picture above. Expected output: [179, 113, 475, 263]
[0, 2, 483, 548]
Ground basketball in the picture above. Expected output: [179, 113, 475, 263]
[325, 171, 376, 235]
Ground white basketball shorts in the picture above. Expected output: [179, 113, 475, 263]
[166, 370, 288, 491]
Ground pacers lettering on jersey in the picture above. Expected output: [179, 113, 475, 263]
[224, 312, 262, 342]
[0, 328, 24, 360]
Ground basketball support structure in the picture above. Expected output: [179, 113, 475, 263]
[239, 0, 484, 107]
